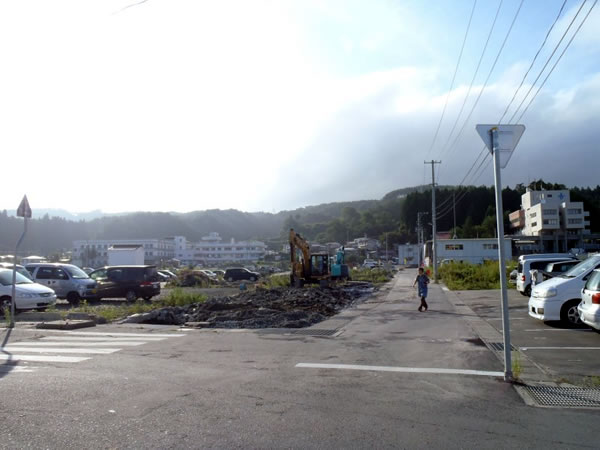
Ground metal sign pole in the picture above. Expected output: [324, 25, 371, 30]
[9, 217, 28, 328]
[491, 128, 512, 381]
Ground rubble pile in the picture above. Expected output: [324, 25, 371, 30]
[128, 284, 373, 328]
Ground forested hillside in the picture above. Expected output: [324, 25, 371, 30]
[1, 181, 597, 255]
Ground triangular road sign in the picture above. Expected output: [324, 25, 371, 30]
[17, 195, 32, 218]
[476, 124, 525, 168]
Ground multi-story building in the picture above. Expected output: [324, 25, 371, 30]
[73, 232, 267, 268]
[72, 238, 175, 267]
[174, 232, 266, 267]
[509, 188, 591, 253]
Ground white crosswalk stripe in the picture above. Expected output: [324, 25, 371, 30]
[0, 330, 184, 376]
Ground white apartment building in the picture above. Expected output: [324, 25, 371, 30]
[174, 232, 266, 266]
[509, 188, 590, 253]
[72, 238, 175, 267]
[73, 232, 267, 268]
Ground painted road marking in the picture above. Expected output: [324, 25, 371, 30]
[0, 365, 38, 373]
[0, 354, 91, 363]
[39, 331, 186, 337]
[521, 347, 600, 351]
[11, 341, 145, 347]
[487, 317, 525, 320]
[522, 328, 592, 332]
[442, 287, 449, 291]
[2, 346, 120, 354]
[296, 363, 503, 377]
[40, 336, 166, 342]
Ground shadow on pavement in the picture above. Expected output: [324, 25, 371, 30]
[0, 327, 14, 379]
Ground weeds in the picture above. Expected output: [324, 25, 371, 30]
[68, 288, 208, 322]
[439, 260, 517, 290]
[259, 274, 290, 289]
[512, 352, 522, 380]
[350, 268, 393, 284]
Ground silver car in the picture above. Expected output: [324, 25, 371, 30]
[25, 263, 97, 305]
[579, 269, 600, 331]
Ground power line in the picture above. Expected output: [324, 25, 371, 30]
[438, 0, 504, 161]
[517, 0, 598, 122]
[440, 0, 525, 164]
[425, 0, 477, 160]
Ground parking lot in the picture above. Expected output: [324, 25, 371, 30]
[450, 287, 600, 383]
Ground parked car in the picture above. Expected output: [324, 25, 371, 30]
[0, 268, 57, 312]
[363, 259, 381, 269]
[530, 259, 582, 289]
[161, 269, 178, 279]
[529, 254, 600, 326]
[199, 269, 217, 279]
[156, 271, 170, 282]
[516, 254, 576, 296]
[0, 262, 34, 280]
[224, 267, 260, 282]
[89, 265, 161, 302]
[82, 267, 95, 274]
[212, 269, 225, 277]
[578, 269, 600, 331]
[25, 263, 97, 305]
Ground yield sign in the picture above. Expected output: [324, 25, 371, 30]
[17, 195, 32, 218]
[476, 124, 525, 169]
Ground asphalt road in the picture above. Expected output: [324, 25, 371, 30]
[1, 271, 598, 449]
[451, 286, 600, 383]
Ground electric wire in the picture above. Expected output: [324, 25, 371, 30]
[438, 0, 525, 165]
[517, 0, 597, 122]
[437, 0, 504, 161]
[424, 0, 477, 160]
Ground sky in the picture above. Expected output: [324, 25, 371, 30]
[1, 0, 598, 214]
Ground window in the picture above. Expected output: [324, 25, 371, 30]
[531, 222, 537, 227]
[543, 219, 558, 225]
[483, 244, 498, 250]
[530, 212, 537, 218]
[35, 267, 54, 280]
[568, 208, 582, 215]
[543, 209, 557, 215]
[445, 244, 463, 251]
[568, 218, 583, 224]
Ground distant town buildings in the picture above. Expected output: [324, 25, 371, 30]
[72, 232, 266, 267]
[509, 188, 591, 252]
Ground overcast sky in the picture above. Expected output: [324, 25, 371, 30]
[1, 0, 598, 214]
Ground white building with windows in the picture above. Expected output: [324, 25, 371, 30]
[73, 238, 175, 267]
[509, 188, 590, 252]
[424, 238, 512, 265]
[174, 233, 266, 266]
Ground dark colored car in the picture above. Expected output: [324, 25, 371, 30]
[224, 268, 260, 282]
[89, 265, 160, 301]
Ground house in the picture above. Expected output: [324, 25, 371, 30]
[424, 238, 512, 265]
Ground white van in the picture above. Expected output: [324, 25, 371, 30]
[516, 253, 575, 296]
[529, 254, 600, 326]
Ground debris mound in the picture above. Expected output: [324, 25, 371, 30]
[131, 284, 373, 328]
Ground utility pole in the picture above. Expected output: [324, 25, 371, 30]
[453, 191, 457, 239]
[425, 160, 441, 282]
[417, 212, 428, 267]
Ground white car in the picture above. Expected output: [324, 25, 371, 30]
[529, 255, 600, 326]
[578, 269, 600, 331]
[0, 268, 57, 312]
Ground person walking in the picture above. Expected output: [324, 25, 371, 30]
[413, 267, 429, 312]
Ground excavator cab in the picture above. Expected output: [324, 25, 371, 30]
[310, 254, 329, 277]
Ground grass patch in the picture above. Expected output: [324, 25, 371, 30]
[259, 273, 290, 289]
[512, 351, 522, 380]
[69, 288, 208, 322]
[582, 376, 600, 387]
[350, 267, 393, 284]
[439, 260, 517, 290]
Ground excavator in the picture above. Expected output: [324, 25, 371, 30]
[289, 228, 349, 287]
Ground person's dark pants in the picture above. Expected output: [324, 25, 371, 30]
[419, 296, 428, 311]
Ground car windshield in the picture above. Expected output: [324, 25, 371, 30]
[585, 271, 600, 291]
[561, 257, 598, 278]
[64, 266, 90, 279]
[0, 270, 33, 286]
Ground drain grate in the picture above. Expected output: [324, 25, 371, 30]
[487, 342, 516, 352]
[524, 385, 600, 408]
[290, 329, 338, 337]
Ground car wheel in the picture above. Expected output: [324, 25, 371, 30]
[36, 307, 47, 312]
[227, 277, 234, 282]
[560, 300, 582, 326]
[0, 296, 12, 315]
[66, 292, 81, 306]
[250, 276, 256, 281]
[524, 285, 531, 297]
[143, 296, 152, 301]
[125, 290, 137, 302]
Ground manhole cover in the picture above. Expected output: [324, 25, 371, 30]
[290, 329, 338, 337]
[524, 385, 600, 408]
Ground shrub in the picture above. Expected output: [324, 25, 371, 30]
[350, 267, 393, 283]
[439, 260, 516, 290]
